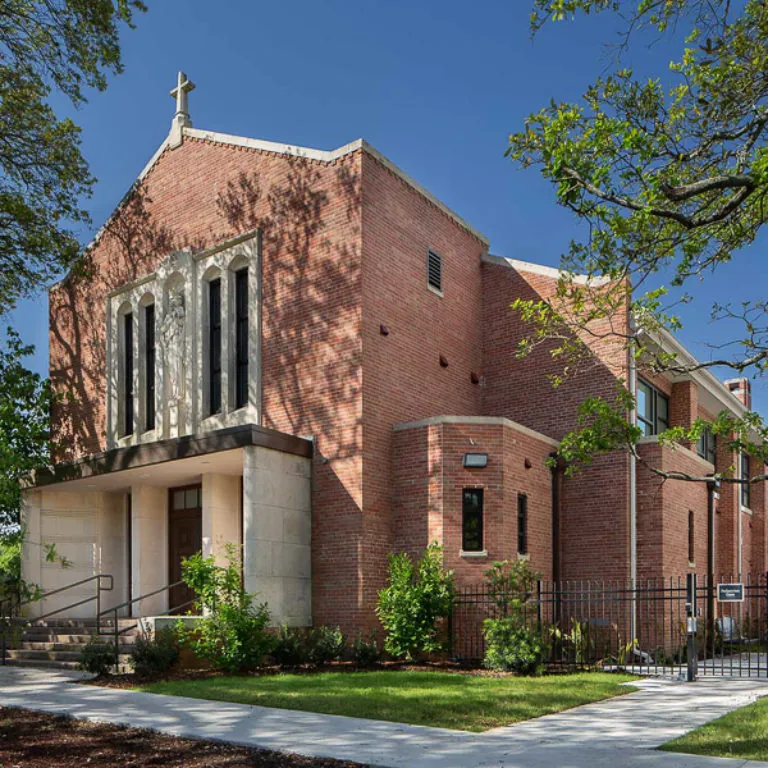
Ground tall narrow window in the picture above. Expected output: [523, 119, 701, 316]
[208, 278, 222, 415]
[234, 269, 248, 409]
[697, 426, 716, 465]
[637, 379, 669, 436]
[517, 493, 528, 555]
[145, 304, 155, 431]
[688, 510, 695, 564]
[462, 488, 484, 552]
[122, 312, 134, 436]
[741, 452, 751, 508]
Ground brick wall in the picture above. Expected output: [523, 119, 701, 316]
[636, 441, 710, 580]
[392, 419, 555, 585]
[360, 153, 486, 622]
[480, 259, 632, 581]
[49, 135, 366, 631]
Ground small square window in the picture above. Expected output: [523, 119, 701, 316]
[427, 249, 442, 294]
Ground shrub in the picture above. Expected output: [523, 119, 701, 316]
[352, 630, 381, 666]
[130, 626, 180, 678]
[308, 625, 345, 665]
[177, 546, 274, 673]
[376, 542, 455, 660]
[482, 559, 545, 674]
[271, 625, 309, 666]
[79, 637, 118, 676]
[483, 618, 544, 674]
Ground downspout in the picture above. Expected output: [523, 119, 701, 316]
[628, 319, 638, 641]
[549, 453, 562, 625]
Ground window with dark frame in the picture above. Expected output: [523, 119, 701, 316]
[427, 249, 442, 293]
[234, 268, 248, 409]
[637, 378, 669, 436]
[688, 510, 695, 564]
[517, 493, 528, 555]
[144, 304, 155, 431]
[122, 312, 134, 436]
[208, 278, 222, 415]
[741, 452, 751, 508]
[462, 488, 484, 552]
[697, 426, 716, 465]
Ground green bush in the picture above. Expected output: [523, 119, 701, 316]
[79, 637, 118, 676]
[482, 559, 545, 674]
[376, 542, 455, 660]
[177, 546, 274, 674]
[271, 625, 309, 666]
[483, 618, 544, 674]
[130, 627, 180, 678]
[309, 625, 346, 665]
[0, 528, 21, 600]
[352, 630, 381, 666]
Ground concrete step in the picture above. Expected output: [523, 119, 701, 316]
[3, 658, 83, 671]
[21, 641, 135, 653]
[6, 649, 132, 663]
[19, 633, 95, 644]
[24, 618, 138, 629]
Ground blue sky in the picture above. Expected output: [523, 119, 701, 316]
[9, 0, 768, 412]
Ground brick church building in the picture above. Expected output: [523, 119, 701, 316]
[21, 74, 766, 634]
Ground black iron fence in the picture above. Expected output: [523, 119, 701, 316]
[450, 572, 768, 678]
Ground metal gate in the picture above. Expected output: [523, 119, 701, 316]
[450, 572, 768, 679]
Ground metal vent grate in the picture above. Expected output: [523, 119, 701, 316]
[427, 249, 442, 292]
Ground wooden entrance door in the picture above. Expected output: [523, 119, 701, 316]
[168, 485, 202, 612]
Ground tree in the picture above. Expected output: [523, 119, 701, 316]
[508, 0, 768, 485]
[0, 0, 145, 314]
[0, 329, 56, 528]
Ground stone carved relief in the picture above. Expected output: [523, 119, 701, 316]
[162, 290, 186, 405]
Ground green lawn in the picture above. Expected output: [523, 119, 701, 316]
[136, 670, 637, 732]
[661, 695, 768, 761]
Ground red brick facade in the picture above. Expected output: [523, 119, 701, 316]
[47, 129, 766, 634]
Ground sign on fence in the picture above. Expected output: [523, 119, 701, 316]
[717, 583, 744, 602]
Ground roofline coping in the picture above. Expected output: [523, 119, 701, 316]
[393, 415, 560, 448]
[51, 126, 490, 293]
[639, 325, 750, 419]
[482, 253, 610, 286]
[637, 434, 716, 470]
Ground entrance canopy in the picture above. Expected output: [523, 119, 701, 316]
[32, 424, 312, 493]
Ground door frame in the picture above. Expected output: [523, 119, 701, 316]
[167, 483, 203, 610]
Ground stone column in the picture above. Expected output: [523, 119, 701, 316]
[130, 485, 168, 615]
[201, 474, 241, 565]
[242, 446, 312, 627]
[19, 490, 42, 609]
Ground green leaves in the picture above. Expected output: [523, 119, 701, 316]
[0, 0, 144, 312]
[0, 329, 57, 527]
[179, 545, 274, 673]
[510, 0, 768, 477]
[376, 543, 455, 661]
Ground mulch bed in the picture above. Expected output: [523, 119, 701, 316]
[0, 707, 367, 767]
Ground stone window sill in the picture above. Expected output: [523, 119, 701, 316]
[741, 505, 753, 516]
[460, 550, 488, 559]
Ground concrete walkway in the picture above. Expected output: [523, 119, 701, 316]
[1, 667, 768, 767]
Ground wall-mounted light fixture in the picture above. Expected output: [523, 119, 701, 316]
[463, 453, 488, 468]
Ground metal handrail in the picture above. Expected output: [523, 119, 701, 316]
[97, 580, 199, 653]
[1, 573, 113, 666]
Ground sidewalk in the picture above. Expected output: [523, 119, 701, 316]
[1, 667, 768, 767]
